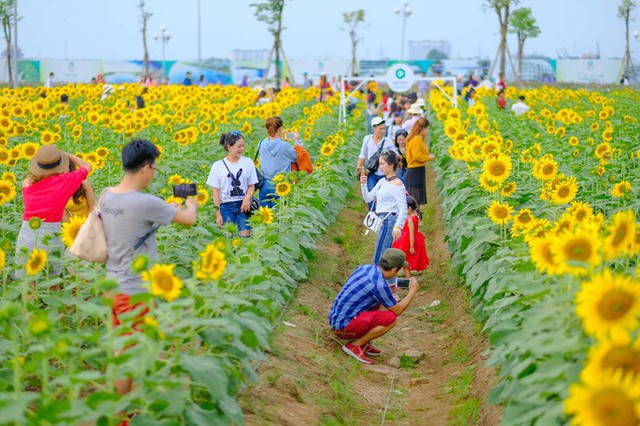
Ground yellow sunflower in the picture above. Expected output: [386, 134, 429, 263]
[582, 331, 640, 379]
[479, 173, 500, 193]
[533, 158, 558, 181]
[25, 248, 48, 276]
[196, 244, 227, 280]
[567, 201, 595, 224]
[258, 206, 273, 224]
[482, 154, 512, 184]
[487, 200, 513, 225]
[528, 235, 562, 275]
[564, 369, 640, 426]
[551, 227, 601, 276]
[611, 181, 632, 198]
[275, 181, 292, 197]
[500, 181, 517, 197]
[550, 177, 578, 205]
[167, 174, 184, 185]
[568, 136, 579, 146]
[575, 270, 640, 337]
[194, 190, 209, 206]
[143, 263, 183, 302]
[273, 173, 285, 182]
[603, 210, 636, 259]
[0, 248, 5, 272]
[321, 143, 335, 156]
[61, 216, 86, 247]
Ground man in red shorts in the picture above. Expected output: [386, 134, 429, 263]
[329, 248, 420, 364]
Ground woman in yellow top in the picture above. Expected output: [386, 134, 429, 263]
[63, 161, 96, 221]
[404, 118, 435, 205]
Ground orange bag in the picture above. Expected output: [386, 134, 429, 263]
[291, 145, 313, 174]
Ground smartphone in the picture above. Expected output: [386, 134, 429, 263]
[284, 131, 295, 140]
[396, 278, 410, 288]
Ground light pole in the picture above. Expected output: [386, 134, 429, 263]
[154, 26, 171, 82]
[394, 0, 412, 61]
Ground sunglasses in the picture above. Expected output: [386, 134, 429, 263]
[230, 130, 243, 137]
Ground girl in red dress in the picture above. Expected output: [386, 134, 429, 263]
[392, 196, 429, 272]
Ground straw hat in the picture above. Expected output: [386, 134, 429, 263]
[29, 145, 69, 177]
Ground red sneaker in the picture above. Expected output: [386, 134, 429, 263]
[342, 342, 373, 364]
[364, 342, 381, 356]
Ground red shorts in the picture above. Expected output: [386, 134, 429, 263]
[111, 293, 149, 331]
[332, 310, 397, 340]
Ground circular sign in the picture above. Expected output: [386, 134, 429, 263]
[386, 64, 415, 93]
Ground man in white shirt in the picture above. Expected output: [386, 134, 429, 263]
[44, 72, 54, 88]
[511, 95, 530, 117]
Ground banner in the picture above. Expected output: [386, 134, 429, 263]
[39, 59, 103, 84]
[556, 59, 622, 84]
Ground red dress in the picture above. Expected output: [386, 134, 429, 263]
[392, 215, 429, 271]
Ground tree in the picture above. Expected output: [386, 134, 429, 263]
[251, 0, 287, 90]
[341, 10, 366, 76]
[0, 0, 16, 85]
[139, 0, 152, 77]
[509, 7, 540, 76]
[484, 0, 520, 78]
[618, 0, 637, 79]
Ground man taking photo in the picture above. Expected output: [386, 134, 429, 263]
[329, 248, 420, 364]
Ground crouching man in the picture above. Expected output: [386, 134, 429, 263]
[328, 248, 420, 364]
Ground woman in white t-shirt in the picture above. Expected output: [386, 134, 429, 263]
[206, 131, 258, 237]
[360, 151, 408, 265]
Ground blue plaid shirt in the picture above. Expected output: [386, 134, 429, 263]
[329, 265, 397, 330]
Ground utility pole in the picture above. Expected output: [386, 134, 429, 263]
[13, 0, 18, 87]
[197, 0, 202, 77]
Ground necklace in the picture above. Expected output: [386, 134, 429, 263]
[385, 175, 397, 182]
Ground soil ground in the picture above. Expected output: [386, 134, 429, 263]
[240, 167, 503, 425]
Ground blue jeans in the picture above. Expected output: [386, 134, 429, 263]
[366, 173, 384, 210]
[259, 179, 279, 208]
[372, 213, 397, 265]
[220, 201, 251, 233]
[397, 167, 407, 184]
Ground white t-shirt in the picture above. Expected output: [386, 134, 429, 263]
[358, 136, 398, 176]
[206, 156, 258, 204]
[512, 102, 530, 117]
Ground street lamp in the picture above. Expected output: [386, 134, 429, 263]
[154, 26, 171, 82]
[394, 0, 412, 61]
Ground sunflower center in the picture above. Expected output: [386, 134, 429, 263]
[591, 389, 638, 426]
[495, 207, 508, 219]
[563, 238, 592, 262]
[601, 346, 640, 375]
[611, 223, 629, 247]
[519, 213, 532, 223]
[155, 273, 174, 292]
[597, 289, 634, 321]
[557, 186, 571, 198]
[542, 164, 555, 175]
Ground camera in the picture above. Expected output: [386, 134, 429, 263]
[396, 278, 410, 288]
[173, 183, 197, 198]
[284, 131, 295, 140]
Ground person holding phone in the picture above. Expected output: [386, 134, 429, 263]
[257, 116, 298, 207]
[329, 248, 420, 365]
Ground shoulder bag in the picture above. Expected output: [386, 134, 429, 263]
[365, 137, 387, 174]
[69, 188, 110, 263]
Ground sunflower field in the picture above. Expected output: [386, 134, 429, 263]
[0, 84, 364, 424]
[429, 85, 640, 425]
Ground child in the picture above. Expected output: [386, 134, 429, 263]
[392, 196, 429, 272]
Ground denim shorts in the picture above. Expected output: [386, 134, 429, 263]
[219, 200, 250, 232]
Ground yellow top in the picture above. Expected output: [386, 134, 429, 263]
[405, 135, 432, 168]
[65, 196, 90, 218]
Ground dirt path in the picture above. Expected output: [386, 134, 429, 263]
[241, 167, 502, 426]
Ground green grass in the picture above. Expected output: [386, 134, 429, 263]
[400, 354, 418, 369]
[446, 366, 480, 426]
[319, 362, 364, 425]
[450, 341, 470, 363]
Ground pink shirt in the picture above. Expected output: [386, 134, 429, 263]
[22, 168, 89, 222]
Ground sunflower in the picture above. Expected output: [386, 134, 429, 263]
[273, 173, 285, 182]
[61, 216, 86, 247]
[194, 190, 209, 206]
[258, 206, 274, 224]
[576, 270, 640, 338]
[0, 248, 5, 272]
[143, 263, 183, 302]
[321, 143, 335, 156]
[533, 158, 558, 181]
[28, 313, 51, 336]
[275, 181, 292, 197]
[590, 122, 600, 131]
[96, 147, 109, 158]
[196, 243, 227, 280]
[568, 201, 595, 224]
[168, 174, 184, 185]
[529, 235, 561, 275]
[569, 136, 579, 146]
[482, 154, 512, 184]
[25, 248, 47, 276]
[603, 210, 636, 259]
[551, 227, 601, 276]
[602, 128, 613, 141]
[21, 142, 39, 159]
[564, 369, 640, 426]
[582, 331, 640, 379]
[487, 200, 513, 225]
[512, 208, 535, 232]
[550, 177, 578, 205]
[611, 181, 632, 198]
[500, 181, 517, 197]
[479, 173, 500, 193]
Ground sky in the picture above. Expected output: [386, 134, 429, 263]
[17, 0, 640, 62]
